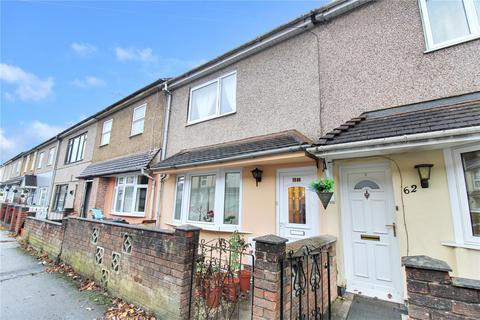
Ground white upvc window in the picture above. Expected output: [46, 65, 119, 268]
[444, 144, 480, 247]
[131, 104, 146, 136]
[30, 152, 37, 171]
[16, 160, 21, 173]
[24, 155, 30, 173]
[101, 119, 113, 146]
[47, 148, 55, 166]
[419, 0, 480, 51]
[37, 152, 44, 169]
[112, 175, 148, 217]
[173, 169, 242, 231]
[188, 71, 236, 125]
[38, 187, 48, 207]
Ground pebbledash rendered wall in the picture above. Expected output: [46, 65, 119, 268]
[23, 217, 200, 319]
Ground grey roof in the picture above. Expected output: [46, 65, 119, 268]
[318, 93, 480, 146]
[0, 176, 23, 187]
[151, 130, 312, 170]
[78, 149, 160, 178]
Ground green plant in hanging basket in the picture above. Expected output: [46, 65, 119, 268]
[310, 178, 334, 209]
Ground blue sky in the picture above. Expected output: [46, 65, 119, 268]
[0, 0, 325, 162]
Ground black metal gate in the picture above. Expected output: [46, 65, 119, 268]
[282, 245, 332, 320]
[189, 236, 255, 320]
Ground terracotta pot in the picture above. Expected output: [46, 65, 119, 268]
[316, 192, 333, 209]
[237, 270, 251, 293]
[223, 277, 239, 302]
[205, 285, 222, 308]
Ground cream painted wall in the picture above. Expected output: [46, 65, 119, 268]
[325, 149, 480, 289]
[158, 158, 317, 243]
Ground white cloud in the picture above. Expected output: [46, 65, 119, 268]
[0, 63, 54, 101]
[0, 121, 65, 162]
[115, 47, 156, 62]
[0, 129, 15, 153]
[71, 42, 97, 56]
[72, 76, 106, 88]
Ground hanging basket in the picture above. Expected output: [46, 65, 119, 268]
[316, 192, 333, 209]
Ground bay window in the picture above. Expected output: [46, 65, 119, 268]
[188, 72, 236, 124]
[173, 169, 242, 230]
[112, 175, 148, 216]
[419, 0, 480, 51]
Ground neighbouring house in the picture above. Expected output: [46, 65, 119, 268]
[77, 79, 166, 223]
[0, 153, 25, 203]
[50, 118, 97, 220]
[149, 0, 480, 307]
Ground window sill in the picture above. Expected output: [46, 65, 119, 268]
[424, 34, 480, 54]
[441, 241, 480, 251]
[165, 222, 251, 234]
[99, 143, 109, 148]
[129, 132, 143, 138]
[110, 211, 145, 218]
[186, 111, 236, 127]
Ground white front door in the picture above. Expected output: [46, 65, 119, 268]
[278, 167, 319, 240]
[341, 163, 403, 302]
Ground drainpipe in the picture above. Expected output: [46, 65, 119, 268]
[161, 83, 172, 161]
[141, 167, 155, 221]
[47, 137, 62, 217]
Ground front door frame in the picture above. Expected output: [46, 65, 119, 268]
[339, 161, 403, 303]
[276, 166, 320, 240]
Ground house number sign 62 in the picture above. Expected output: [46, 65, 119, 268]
[403, 185, 417, 194]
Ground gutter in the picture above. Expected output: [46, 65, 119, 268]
[307, 126, 480, 157]
[161, 84, 172, 161]
[152, 145, 309, 171]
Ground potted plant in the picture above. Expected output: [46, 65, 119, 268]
[310, 178, 334, 209]
[229, 231, 252, 293]
[223, 273, 239, 302]
[204, 267, 222, 309]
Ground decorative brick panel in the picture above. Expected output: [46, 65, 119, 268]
[403, 255, 480, 320]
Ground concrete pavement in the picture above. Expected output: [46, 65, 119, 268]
[0, 230, 106, 319]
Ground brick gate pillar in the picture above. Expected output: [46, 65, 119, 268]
[253, 234, 288, 320]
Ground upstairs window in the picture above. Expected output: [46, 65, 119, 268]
[37, 152, 44, 169]
[30, 152, 37, 171]
[131, 104, 146, 136]
[188, 72, 236, 124]
[65, 132, 87, 164]
[24, 155, 30, 173]
[112, 175, 148, 216]
[16, 160, 21, 173]
[47, 148, 55, 166]
[420, 0, 480, 51]
[101, 119, 113, 146]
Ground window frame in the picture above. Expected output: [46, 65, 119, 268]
[24, 155, 30, 173]
[30, 152, 37, 171]
[65, 132, 87, 164]
[52, 184, 68, 213]
[37, 152, 44, 169]
[172, 168, 243, 231]
[47, 147, 55, 166]
[130, 104, 146, 137]
[187, 71, 237, 125]
[444, 144, 480, 247]
[111, 174, 149, 217]
[419, 0, 480, 52]
[100, 119, 113, 146]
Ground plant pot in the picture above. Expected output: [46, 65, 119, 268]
[205, 285, 222, 308]
[237, 270, 251, 293]
[316, 192, 333, 209]
[223, 277, 239, 302]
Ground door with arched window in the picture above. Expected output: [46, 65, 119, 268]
[340, 163, 403, 303]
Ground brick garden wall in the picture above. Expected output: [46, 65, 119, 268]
[23, 217, 65, 258]
[403, 255, 480, 320]
[23, 217, 200, 319]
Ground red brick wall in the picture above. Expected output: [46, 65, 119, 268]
[23, 216, 200, 319]
[404, 256, 480, 320]
[0, 203, 7, 221]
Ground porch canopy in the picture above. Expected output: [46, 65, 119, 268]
[78, 149, 160, 179]
[150, 130, 312, 170]
[308, 92, 480, 159]
[0, 176, 23, 188]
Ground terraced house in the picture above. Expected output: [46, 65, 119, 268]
[2, 0, 480, 318]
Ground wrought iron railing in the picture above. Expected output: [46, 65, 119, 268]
[190, 237, 255, 320]
[282, 245, 332, 320]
